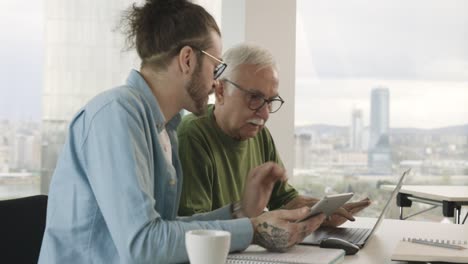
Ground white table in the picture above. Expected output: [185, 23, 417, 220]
[342, 217, 468, 263]
[381, 185, 468, 224]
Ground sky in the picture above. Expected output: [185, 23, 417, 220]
[0, 0, 467, 129]
[0, 0, 44, 121]
[295, 0, 468, 129]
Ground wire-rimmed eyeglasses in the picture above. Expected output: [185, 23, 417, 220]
[199, 50, 227, 80]
[223, 79, 284, 113]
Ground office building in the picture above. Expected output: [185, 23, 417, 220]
[0, 138, 10, 173]
[368, 87, 392, 174]
[41, 0, 138, 193]
[295, 133, 312, 169]
[369, 88, 389, 149]
[12, 132, 41, 171]
[349, 109, 364, 151]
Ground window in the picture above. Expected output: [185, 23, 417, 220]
[0, 1, 138, 199]
[0, 0, 219, 200]
[0, 2, 44, 199]
[294, 0, 468, 220]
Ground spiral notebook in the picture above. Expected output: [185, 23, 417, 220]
[226, 245, 344, 264]
[391, 237, 468, 263]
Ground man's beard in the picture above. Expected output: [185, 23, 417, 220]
[186, 63, 209, 116]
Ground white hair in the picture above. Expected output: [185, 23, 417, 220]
[220, 43, 277, 95]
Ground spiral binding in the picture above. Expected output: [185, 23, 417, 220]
[227, 258, 299, 264]
[403, 237, 468, 250]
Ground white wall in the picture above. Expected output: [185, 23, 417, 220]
[220, 0, 245, 51]
[221, 0, 297, 176]
[192, 0, 222, 27]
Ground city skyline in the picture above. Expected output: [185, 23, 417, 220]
[294, 85, 467, 176]
[295, 0, 468, 129]
[294, 78, 468, 129]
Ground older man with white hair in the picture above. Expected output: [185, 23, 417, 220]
[178, 43, 370, 225]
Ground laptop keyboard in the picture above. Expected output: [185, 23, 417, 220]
[313, 227, 371, 244]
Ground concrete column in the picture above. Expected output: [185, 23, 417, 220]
[222, 0, 297, 176]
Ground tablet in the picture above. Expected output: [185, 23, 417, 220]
[297, 193, 354, 222]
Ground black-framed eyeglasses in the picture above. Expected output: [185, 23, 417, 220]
[223, 79, 285, 113]
[199, 50, 227, 80]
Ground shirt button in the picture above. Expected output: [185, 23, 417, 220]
[169, 178, 176, 185]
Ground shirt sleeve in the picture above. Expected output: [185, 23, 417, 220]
[177, 204, 232, 221]
[81, 101, 252, 263]
[178, 125, 216, 216]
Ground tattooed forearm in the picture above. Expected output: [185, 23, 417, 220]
[253, 222, 290, 252]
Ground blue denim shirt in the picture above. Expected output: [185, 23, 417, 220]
[38, 70, 253, 264]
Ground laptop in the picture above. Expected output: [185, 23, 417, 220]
[301, 169, 410, 248]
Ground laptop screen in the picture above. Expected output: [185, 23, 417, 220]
[364, 168, 410, 241]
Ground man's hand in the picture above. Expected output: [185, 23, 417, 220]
[250, 207, 326, 252]
[240, 162, 288, 217]
[283, 196, 371, 227]
[322, 198, 371, 227]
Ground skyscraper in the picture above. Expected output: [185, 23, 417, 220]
[368, 87, 392, 174]
[295, 133, 312, 169]
[40, 0, 219, 193]
[349, 109, 364, 151]
[369, 88, 389, 149]
[41, 0, 139, 193]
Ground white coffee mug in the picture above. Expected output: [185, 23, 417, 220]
[185, 230, 231, 264]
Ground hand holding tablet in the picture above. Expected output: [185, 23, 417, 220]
[296, 193, 354, 222]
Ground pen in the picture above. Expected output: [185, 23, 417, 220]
[404, 238, 466, 250]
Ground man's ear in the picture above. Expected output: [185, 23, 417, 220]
[178, 46, 196, 76]
[214, 80, 226, 105]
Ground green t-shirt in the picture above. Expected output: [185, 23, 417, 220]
[177, 105, 298, 216]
